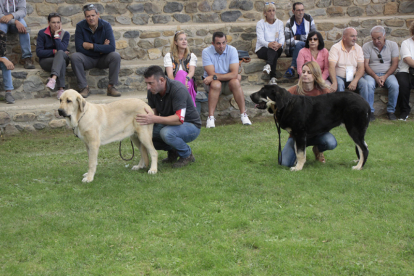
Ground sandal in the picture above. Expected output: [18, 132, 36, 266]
[312, 146, 326, 163]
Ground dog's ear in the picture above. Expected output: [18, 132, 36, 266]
[77, 94, 86, 113]
[274, 87, 290, 111]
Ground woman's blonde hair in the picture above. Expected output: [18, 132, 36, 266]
[263, 3, 277, 21]
[170, 30, 191, 62]
[296, 61, 328, 95]
[410, 21, 414, 36]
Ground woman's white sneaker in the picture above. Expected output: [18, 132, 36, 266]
[263, 64, 271, 74]
[241, 113, 252, 125]
[206, 116, 215, 128]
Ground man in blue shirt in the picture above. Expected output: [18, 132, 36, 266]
[202, 32, 252, 128]
[70, 4, 121, 98]
[283, 2, 316, 79]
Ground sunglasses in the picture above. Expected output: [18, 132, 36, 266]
[83, 4, 96, 11]
[309, 38, 318, 41]
[377, 53, 384, 63]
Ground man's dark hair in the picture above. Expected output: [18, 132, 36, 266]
[305, 31, 324, 50]
[212, 32, 226, 43]
[47, 13, 61, 22]
[144, 65, 165, 79]
[83, 4, 99, 15]
[293, 2, 304, 10]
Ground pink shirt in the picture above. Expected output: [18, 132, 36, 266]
[297, 48, 330, 80]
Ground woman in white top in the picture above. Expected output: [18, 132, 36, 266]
[255, 2, 285, 84]
[164, 30, 197, 106]
[395, 21, 414, 121]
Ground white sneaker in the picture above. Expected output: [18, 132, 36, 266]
[206, 116, 215, 128]
[263, 64, 271, 74]
[269, 77, 277, 85]
[241, 113, 252, 125]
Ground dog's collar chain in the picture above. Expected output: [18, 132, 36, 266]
[72, 110, 87, 138]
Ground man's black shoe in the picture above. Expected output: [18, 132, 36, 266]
[162, 150, 179, 163]
[172, 153, 195, 168]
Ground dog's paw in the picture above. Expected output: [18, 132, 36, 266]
[131, 164, 146, 171]
[82, 176, 94, 182]
[148, 169, 157, 174]
[290, 166, 302, 172]
[83, 172, 88, 177]
[352, 165, 362, 170]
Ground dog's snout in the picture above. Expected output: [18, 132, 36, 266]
[58, 108, 67, 117]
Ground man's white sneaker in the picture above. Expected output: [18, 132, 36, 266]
[206, 116, 215, 128]
[263, 64, 271, 74]
[241, 113, 252, 125]
[269, 77, 277, 85]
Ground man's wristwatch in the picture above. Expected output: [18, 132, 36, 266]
[213, 75, 217, 80]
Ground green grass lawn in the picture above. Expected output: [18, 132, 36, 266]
[1, 118, 414, 275]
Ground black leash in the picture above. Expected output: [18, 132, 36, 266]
[119, 139, 135, 161]
[274, 112, 282, 165]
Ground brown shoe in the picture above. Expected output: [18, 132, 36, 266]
[312, 146, 325, 163]
[172, 153, 195, 168]
[79, 87, 90, 98]
[162, 150, 179, 163]
[107, 86, 121, 97]
[24, 57, 35, 69]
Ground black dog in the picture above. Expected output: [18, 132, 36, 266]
[250, 85, 370, 171]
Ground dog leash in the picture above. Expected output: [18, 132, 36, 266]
[119, 139, 135, 161]
[274, 113, 282, 165]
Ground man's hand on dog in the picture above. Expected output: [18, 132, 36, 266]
[135, 107, 155, 125]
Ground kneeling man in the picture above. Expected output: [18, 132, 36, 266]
[136, 66, 201, 168]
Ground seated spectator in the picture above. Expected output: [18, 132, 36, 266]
[283, 2, 316, 79]
[281, 61, 336, 167]
[297, 31, 330, 86]
[328, 28, 370, 119]
[202, 32, 252, 128]
[255, 2, 284, 85]
[362, 26, 399, 120]
[0, 0, 35, 69]
[36, 13, 70, 100]
[0, 30, 14, 104]
[71, 4, 121, 98]
[164, 30, 197, 106]
[395, 21, 414, 121]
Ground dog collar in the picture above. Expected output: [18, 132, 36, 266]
[72, 110, 87, 138]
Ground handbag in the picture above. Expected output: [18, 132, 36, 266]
[238, 50, 251, 73]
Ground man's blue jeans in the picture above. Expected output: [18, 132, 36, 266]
[336, 76, 371, 111]
[362, 73, 399, 113]
[0, 18, 32, 59]
[153, 123, 200, 158]
[279, 132, 337, 167]
[0, 57, 13, 91]
[288, 41, 305, 68]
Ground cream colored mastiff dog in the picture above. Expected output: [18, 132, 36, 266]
[58, 89, 158, 182]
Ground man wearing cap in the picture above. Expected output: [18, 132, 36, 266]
[70, 4, 121, 98]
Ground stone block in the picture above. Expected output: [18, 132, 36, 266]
[196, 29, 209, 36]
[127, 4, 144, 13]
[327, 7, 344, 16]
[116, 16, 131, 25]
[391, 29, 410, 38]
[334, 0, 351, 6]
[230, 40, 251, 51]
[26, 16, 47, 27]
[148, 48, 162, 60]
[124, 30, 140, 38]
[35, 4, 57, 16]
[310, 8, 327, 17]
[317, 22, 334, 31]
[399, 1, 414, 14]
[71, 13, 85, 27]
[241, 33, 256, 41]
[354, 0, 370, 4]
[384, 3, 398, 16]
[37, 111, 54, 121]
[244, 62, 264, 74]
[11, 72, 28, 79]
[49, 119, 66, 128]
[163, 30, 175, 37]
[173, 14, 191, 23]
[0, 112, 11, 126]
[243, 12, 261, 21]
[187, 38, 204, 46]
[407, 19, 414, 28]
[120, 48, 138, 60]
[57, 5, 81, 16]
[317, 0, 331, 8]
[349, 20, 360, 27]
[23, 76, 44, 93]
[212, 0, 227, 11]
[100, 16, 115, 25]
[185, 2, 198, 13]
[348, 6, 364, 17]
[164, 2, 183, 13]
[229, 0, 253, 11]
[198, 1, 211, 12]
[152, 15, 171, 24]
[33, 123, 46, 130]
[154, 38, 169, 48]
[13, 113, 36, 122]
[385, 19, 404, 27]
[194, 13, 219, 23]
[221, 11, 242, 22]
[361, 19, 380, 29]
[254, 1, 264, 12]
[144, 3, 161, 14]
[4, 124, 19, 135]
[216, 96, 230, 110]
[116, 40, 128, 50]
[137, 40, 153, 49]
[132, 14, 150, 25]
[366, 4, 383, 16]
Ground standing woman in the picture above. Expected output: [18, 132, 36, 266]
[164, 30, 197, 106]
[280, 61, 337, 167]
[395, 21, 414, 121]
[36, 13, 70, 99]
[296, 31, 331, 86]
[255, 2, 285, 84]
